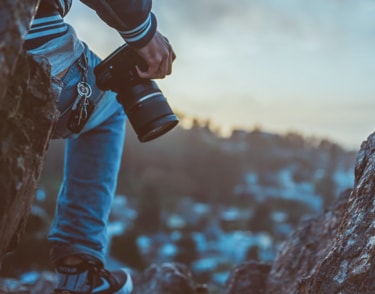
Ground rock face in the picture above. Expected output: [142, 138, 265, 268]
[0, 52, 59, 261]
[266, 189, 351, 294]
[0, 0, 39, 105]
[296, 133, 375, 293]
[227, 132, 375, 294]
[0, 0, 57, 263]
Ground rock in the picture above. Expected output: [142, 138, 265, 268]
[266, 189, 351, 293]
[226, 132, 375, 293]
[296, 132, 375, 293]
[0, 52, 58, 262]
[132, 262, 208, 294]
[225, 260, 271, 294]
[0, 271, 55, 294]
[0, 0, 39, 104]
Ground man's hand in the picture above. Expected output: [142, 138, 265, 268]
[134, 31, 176, 79]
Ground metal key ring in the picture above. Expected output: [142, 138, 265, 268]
[77, 81, 92, 98]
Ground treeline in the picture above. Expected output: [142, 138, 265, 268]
[41, 119, 357, 212]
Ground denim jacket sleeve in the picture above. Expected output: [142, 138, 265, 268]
[80, 0, 157, 48]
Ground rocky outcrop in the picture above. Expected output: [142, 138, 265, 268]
[0, 52, 59, 261]
[0, 0, 58, 262]
[266, 189, 351, 293]
[227, 132, 375, 294]
[0, 0, 39, 105]
[296, 133, 375, 293]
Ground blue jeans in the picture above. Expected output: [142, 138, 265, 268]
[48, 43, 126, 265]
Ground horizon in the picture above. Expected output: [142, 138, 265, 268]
[65, 0, 375, 150]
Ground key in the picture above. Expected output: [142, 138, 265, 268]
[71, 82, 92, 111]
[66, 82, 94, 133]
[67, 96, 94, 133]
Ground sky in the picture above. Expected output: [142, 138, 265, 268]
[65, 0, 375, 150]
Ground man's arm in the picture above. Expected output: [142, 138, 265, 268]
[80, 0, 155, 48]
[80, 0, 175, 79]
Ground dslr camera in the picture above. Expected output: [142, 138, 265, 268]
[94, 44, 179, 142]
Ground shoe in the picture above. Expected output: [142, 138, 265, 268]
[53, 258, 133, 294]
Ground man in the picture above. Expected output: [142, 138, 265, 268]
[25, 0, 176, 293]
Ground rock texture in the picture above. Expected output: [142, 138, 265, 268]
[0, 52, 59, 261]
[226, 261, 271, 294]
[296, 133, 375, 293]
[132, 263, 208, 294]
[265, 189, 351, 294]
[0, 0, 58, 263]
[0, 0, 39, 104]
[227, 132, 375, 294]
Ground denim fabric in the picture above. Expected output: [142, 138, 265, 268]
[46, 40, 127, 264]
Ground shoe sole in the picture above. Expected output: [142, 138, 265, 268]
[114, 268, 133, 294]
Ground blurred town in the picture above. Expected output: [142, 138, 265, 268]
[0, 120, 357, 291]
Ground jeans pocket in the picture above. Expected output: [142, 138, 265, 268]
[52, 49, 106, 139]
[51, 76, 64, 102]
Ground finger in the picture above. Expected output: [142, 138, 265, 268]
[136, 59, 166, 79]
[135, 40, 173, 79]
[162, 36, 176, 64]
[158, 56, 169, 78]
[163, 36, 169, 43]
[136, 65, 154, 79]
[152, 46, 170, 78]
[166, 51, 173, 75]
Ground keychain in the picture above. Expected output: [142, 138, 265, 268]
[66, 81, 94, 133]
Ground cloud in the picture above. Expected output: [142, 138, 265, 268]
[154, 0, 375, 47]
[65, 0, 375, 148]
[67, 0, 375, 57]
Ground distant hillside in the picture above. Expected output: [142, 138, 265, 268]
[41, 121, 357, 210]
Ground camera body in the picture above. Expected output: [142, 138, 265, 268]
[94, 44, 178, 142]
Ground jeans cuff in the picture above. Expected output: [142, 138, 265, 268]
[50, 243, 105, 266]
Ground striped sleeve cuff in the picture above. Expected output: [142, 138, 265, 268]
[119, 13, 157, 48]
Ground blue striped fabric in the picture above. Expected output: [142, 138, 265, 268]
[119, 13, 157, 48]
[24, 14, 68, 50]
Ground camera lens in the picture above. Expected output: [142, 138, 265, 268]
[117, 80, 179, 142]
[94, 44, 179, 142]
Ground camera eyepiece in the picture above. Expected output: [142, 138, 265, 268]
[94, 44, 178, 142]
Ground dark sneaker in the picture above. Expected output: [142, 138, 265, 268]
[54, 259, 133, 294]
